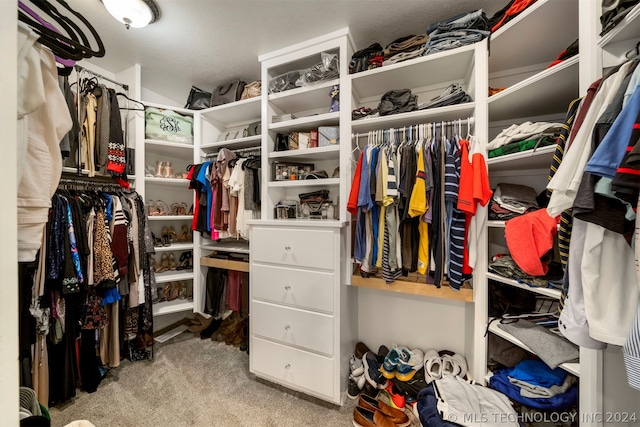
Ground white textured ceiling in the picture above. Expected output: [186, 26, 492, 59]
[66, 0, 503, 103]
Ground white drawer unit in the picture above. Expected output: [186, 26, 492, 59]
[252, 337, 335, 399]
[251, 263, 334, 313]
[251, 227, 334, 270]
[252, 301, 334, 355]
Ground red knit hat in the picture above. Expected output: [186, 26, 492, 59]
[504, 209, 559, 276]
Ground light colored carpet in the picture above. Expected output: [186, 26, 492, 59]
[49, 332, 370, 427]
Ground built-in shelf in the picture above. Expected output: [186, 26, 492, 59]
[201, 135, 261, 152]
[598, 3, 640, 49]
[350, 44, 475, 100]
[153, 299, 194, 316]
[350, 275, 473, 302]
[155, 269, 194, 284]
[145, 177, 190, 187]
[200, 97, 262, 126]
[487, 145, 556, 172]
[148, 215, 194, 221]
[200, 257, 250, 272]
[351, 103, 476, 133]
[201, 240, 250, 254]
[488, 56, 579, 122]
[268, 178, 340, 188]
[269, 145, 340, 161]
[486, 272, 561, 299]
[154, 243, 194, 252]
[487, 320, 579, 377]
[269, 112, 340, 133]
[61, 167, 136, 182]
[268, 79, 339, 112]
[245, 219, 346, 228]
[144, 139, 195, 160]
[489, 0, 579, 74]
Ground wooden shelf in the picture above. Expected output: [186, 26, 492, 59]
[350, 275, 473, 302]
[486, 272, 561, 299]
[200, 256, 249, 272]
[199, 97, 261, 126]
[153, 299, 194, 316]
[488, 56, 579, 122]
[488, 320, 579, 377]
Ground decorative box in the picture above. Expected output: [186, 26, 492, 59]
[318, 126, 339, 146]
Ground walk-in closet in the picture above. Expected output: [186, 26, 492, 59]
[3, 0, 640, 426]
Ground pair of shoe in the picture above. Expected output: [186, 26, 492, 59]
[347, 354, 366, 400]
[153, 253, 177, 273]
[171, 202, 189, 216]
[423, 350, 467, 382]
[154, 161, 174, 178]
[147, 199, 170, 216]
[176, 251, 193, 270]
[363, 347, 391, 391]
[158, 281, 183, 302]
[188, 314, 214, 333]
[381, 346, 424, 382]
[353, 394, 410, 427]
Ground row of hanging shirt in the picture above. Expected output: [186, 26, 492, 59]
[188, 147, 261, 241]
[348, 120, 491, 290]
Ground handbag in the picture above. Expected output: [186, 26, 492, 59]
[184, 86, 211, 110]
[211, 79, 246, 106]
[240, 80, 261, 100]
[246, 121, 261, 136]
[275, 133, 289, 151]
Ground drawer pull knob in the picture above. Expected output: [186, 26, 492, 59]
[284, 285, 291, 291]
[284, 364, 291, 370]
[284, 324, 291, 331]
[284, 246, 292, 251]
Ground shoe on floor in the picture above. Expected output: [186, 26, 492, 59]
[395, 348, 424, 381]
[384, 381, 406, 410]
[355, 341, 372, 359]
[353, 405, 398, 427]
[380, 346, 408, 379]
[350, 354, 365, 377]
[347, 375, 361, 400]
[363, 351, 389, 390]
[362, 381, 378, 398]
[442, 353, 468, 379]
[423, 349, 442, 383]
[358, 394, 410, 427]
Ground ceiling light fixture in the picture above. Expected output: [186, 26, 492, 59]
[102, 0, 160, 29]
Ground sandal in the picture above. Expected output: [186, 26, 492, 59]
[155, 200, 170, 216]
[169, 226, 178, 243]
[161, 226, 171, 246]
[178, 281, 188, 299]
[168, 282, 180, 301]
[177, 251, 192, 270]
[154, 160, 165, 178]
[163, 162, 174, 178]
[158, 283, 172, 302]
[177, 224, 190, 242]
[152, 232, 164, 247]
[147, 200, 158, 216]
[171, 203, 181, 216]
[156, 253, 170, 273]
[188, 204, 194, 215]
[168, 253, 178, 271]
[179, 202, 188, 216]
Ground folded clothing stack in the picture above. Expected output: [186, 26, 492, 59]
[487, 121, 563, 151]
[488, 135, 556, 159]
[349, 42, 384, 74]
[377, 89, 418, 116]
[489, 359, 578, 411]
[600, 0, 639, 36]
[418, 83, 472, 110]
[423, 9, 490, 56]
[382, 34, 429, 66]
[489, 183, 539, 221]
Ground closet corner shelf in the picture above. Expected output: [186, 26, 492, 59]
[144, 177, 190, 187]
[153, 299, 194, 316]
[487, 320, 579, 377]
[148, 215, 194, 221]
[350, 275, 473, 302]
[486, 145, 556, 171]
[268, 145, 340, 161]
[597, 3, 640, 49]
[199, 97, 261, 125]
[155, 269, 194, 284]
[269, 112, 340, 133]
[268, 78, 339, 112]
[488, 56, 579, 122]
[486, 272, 561, 299]
[350, 103, 476, 133]
[154, 242, 194, 252]
[350, 44, 476, 99]
[489, 0, 579, 73]
[200, 256, 250, 272]
[200, 135, 261, 152]
[268, 178, 340, 188]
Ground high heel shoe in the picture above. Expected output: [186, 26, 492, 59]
[161, 226, 171, 246]
[168, 226, 178, 243]
[155, 200, 170, 216]
[177, 224, 190, 242]
[178, 281, 188, 300]
[154, 160, 165, 178]
[168, 282, 180, 301]
[163, 162, 174, 178]
[177, 251, 192, 270]
[168, 253, 178, 271]
[147, 200, 158, 216]
[156, 253, 169, 273]
[152, 232, 164, 247]
[158, 282, 172, 302]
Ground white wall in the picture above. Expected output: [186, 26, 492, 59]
[1, 1, 19, 425]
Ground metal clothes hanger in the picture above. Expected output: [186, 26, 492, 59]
[116, 92, 146, 111]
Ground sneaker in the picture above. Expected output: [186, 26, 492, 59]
[362, 381, 378, 398]
[385, 381, 406, 409]
[347, 375, 360, 400]
[380, 346, 408, 379]
[396, 348, 424, 381]
[350, 354, 364, 377]
[363, 351, 389, 389]
[423, 349, 442, 383]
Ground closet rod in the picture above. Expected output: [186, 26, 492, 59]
[204, 147, 261, 159]
[58, 178, 126, 191]
[74, 64, 129, 91]
[350, 117, 475, 139]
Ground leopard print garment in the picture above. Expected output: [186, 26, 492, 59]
[93, 209, 114, 286]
